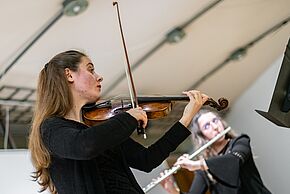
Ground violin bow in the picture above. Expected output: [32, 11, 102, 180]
[113, 2, 147, 139]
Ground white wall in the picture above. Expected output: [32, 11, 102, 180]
[226, 55, 290, 194]
[0, 150, 49, 194]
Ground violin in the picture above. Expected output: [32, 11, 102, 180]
[82, 2, 230, 137]
[82, 96, 229, 127]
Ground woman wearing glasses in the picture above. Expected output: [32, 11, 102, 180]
[160, 108, 271, 194]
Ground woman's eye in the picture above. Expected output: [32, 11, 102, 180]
[89, 67, 94, 73]
[213, 118, 219, 123]
[203, 123, 210, 130]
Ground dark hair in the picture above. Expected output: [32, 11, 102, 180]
[29, 50, 87, 194]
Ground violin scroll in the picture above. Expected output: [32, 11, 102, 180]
[204, 97, 229, 111]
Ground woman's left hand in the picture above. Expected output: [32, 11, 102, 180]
[179, 90, 209, 127]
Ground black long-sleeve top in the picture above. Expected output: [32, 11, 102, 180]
[184, 134, 272, 194]
[41, 112, 191, 194]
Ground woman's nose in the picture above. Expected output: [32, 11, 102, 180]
[211, 122, 218, 130]
[96, 75, 103, 82]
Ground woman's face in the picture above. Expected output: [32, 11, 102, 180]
[68, 56, 103, 103]
[197, 112, 225, 141]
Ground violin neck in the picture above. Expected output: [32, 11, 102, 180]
[137, 95, 189, 102]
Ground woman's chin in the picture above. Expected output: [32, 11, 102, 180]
[87, 96, 100, 104]
[94, 96, 101, 102]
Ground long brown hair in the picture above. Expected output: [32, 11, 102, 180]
[189, 108, 237, 159]
[28, 50, 86, 194]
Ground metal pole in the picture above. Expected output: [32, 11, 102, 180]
[0, 9, 64, 80]
[4, 106, 10, 149]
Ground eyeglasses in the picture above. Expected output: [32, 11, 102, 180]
[201, 117, 220, 130]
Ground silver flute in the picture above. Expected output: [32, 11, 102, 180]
[142, 126, 231, 193]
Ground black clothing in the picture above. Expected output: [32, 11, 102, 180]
[184, 134, 271, 194]
[41, 112, 191, 194]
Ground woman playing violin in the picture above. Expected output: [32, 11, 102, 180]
[28, 50, 209, 194]
[160, 108, 272, 194]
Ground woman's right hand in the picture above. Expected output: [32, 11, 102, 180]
[126, 107, 148, 128]
[179, 90, 208, 127]
[160, 175, 180, 194]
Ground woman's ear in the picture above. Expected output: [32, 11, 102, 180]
[64, 68, 74, 83]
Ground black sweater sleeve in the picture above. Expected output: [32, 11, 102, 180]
[41, 112, 137, 160]
[122, 122, 191, 172]
[205, 134, 251, 187]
